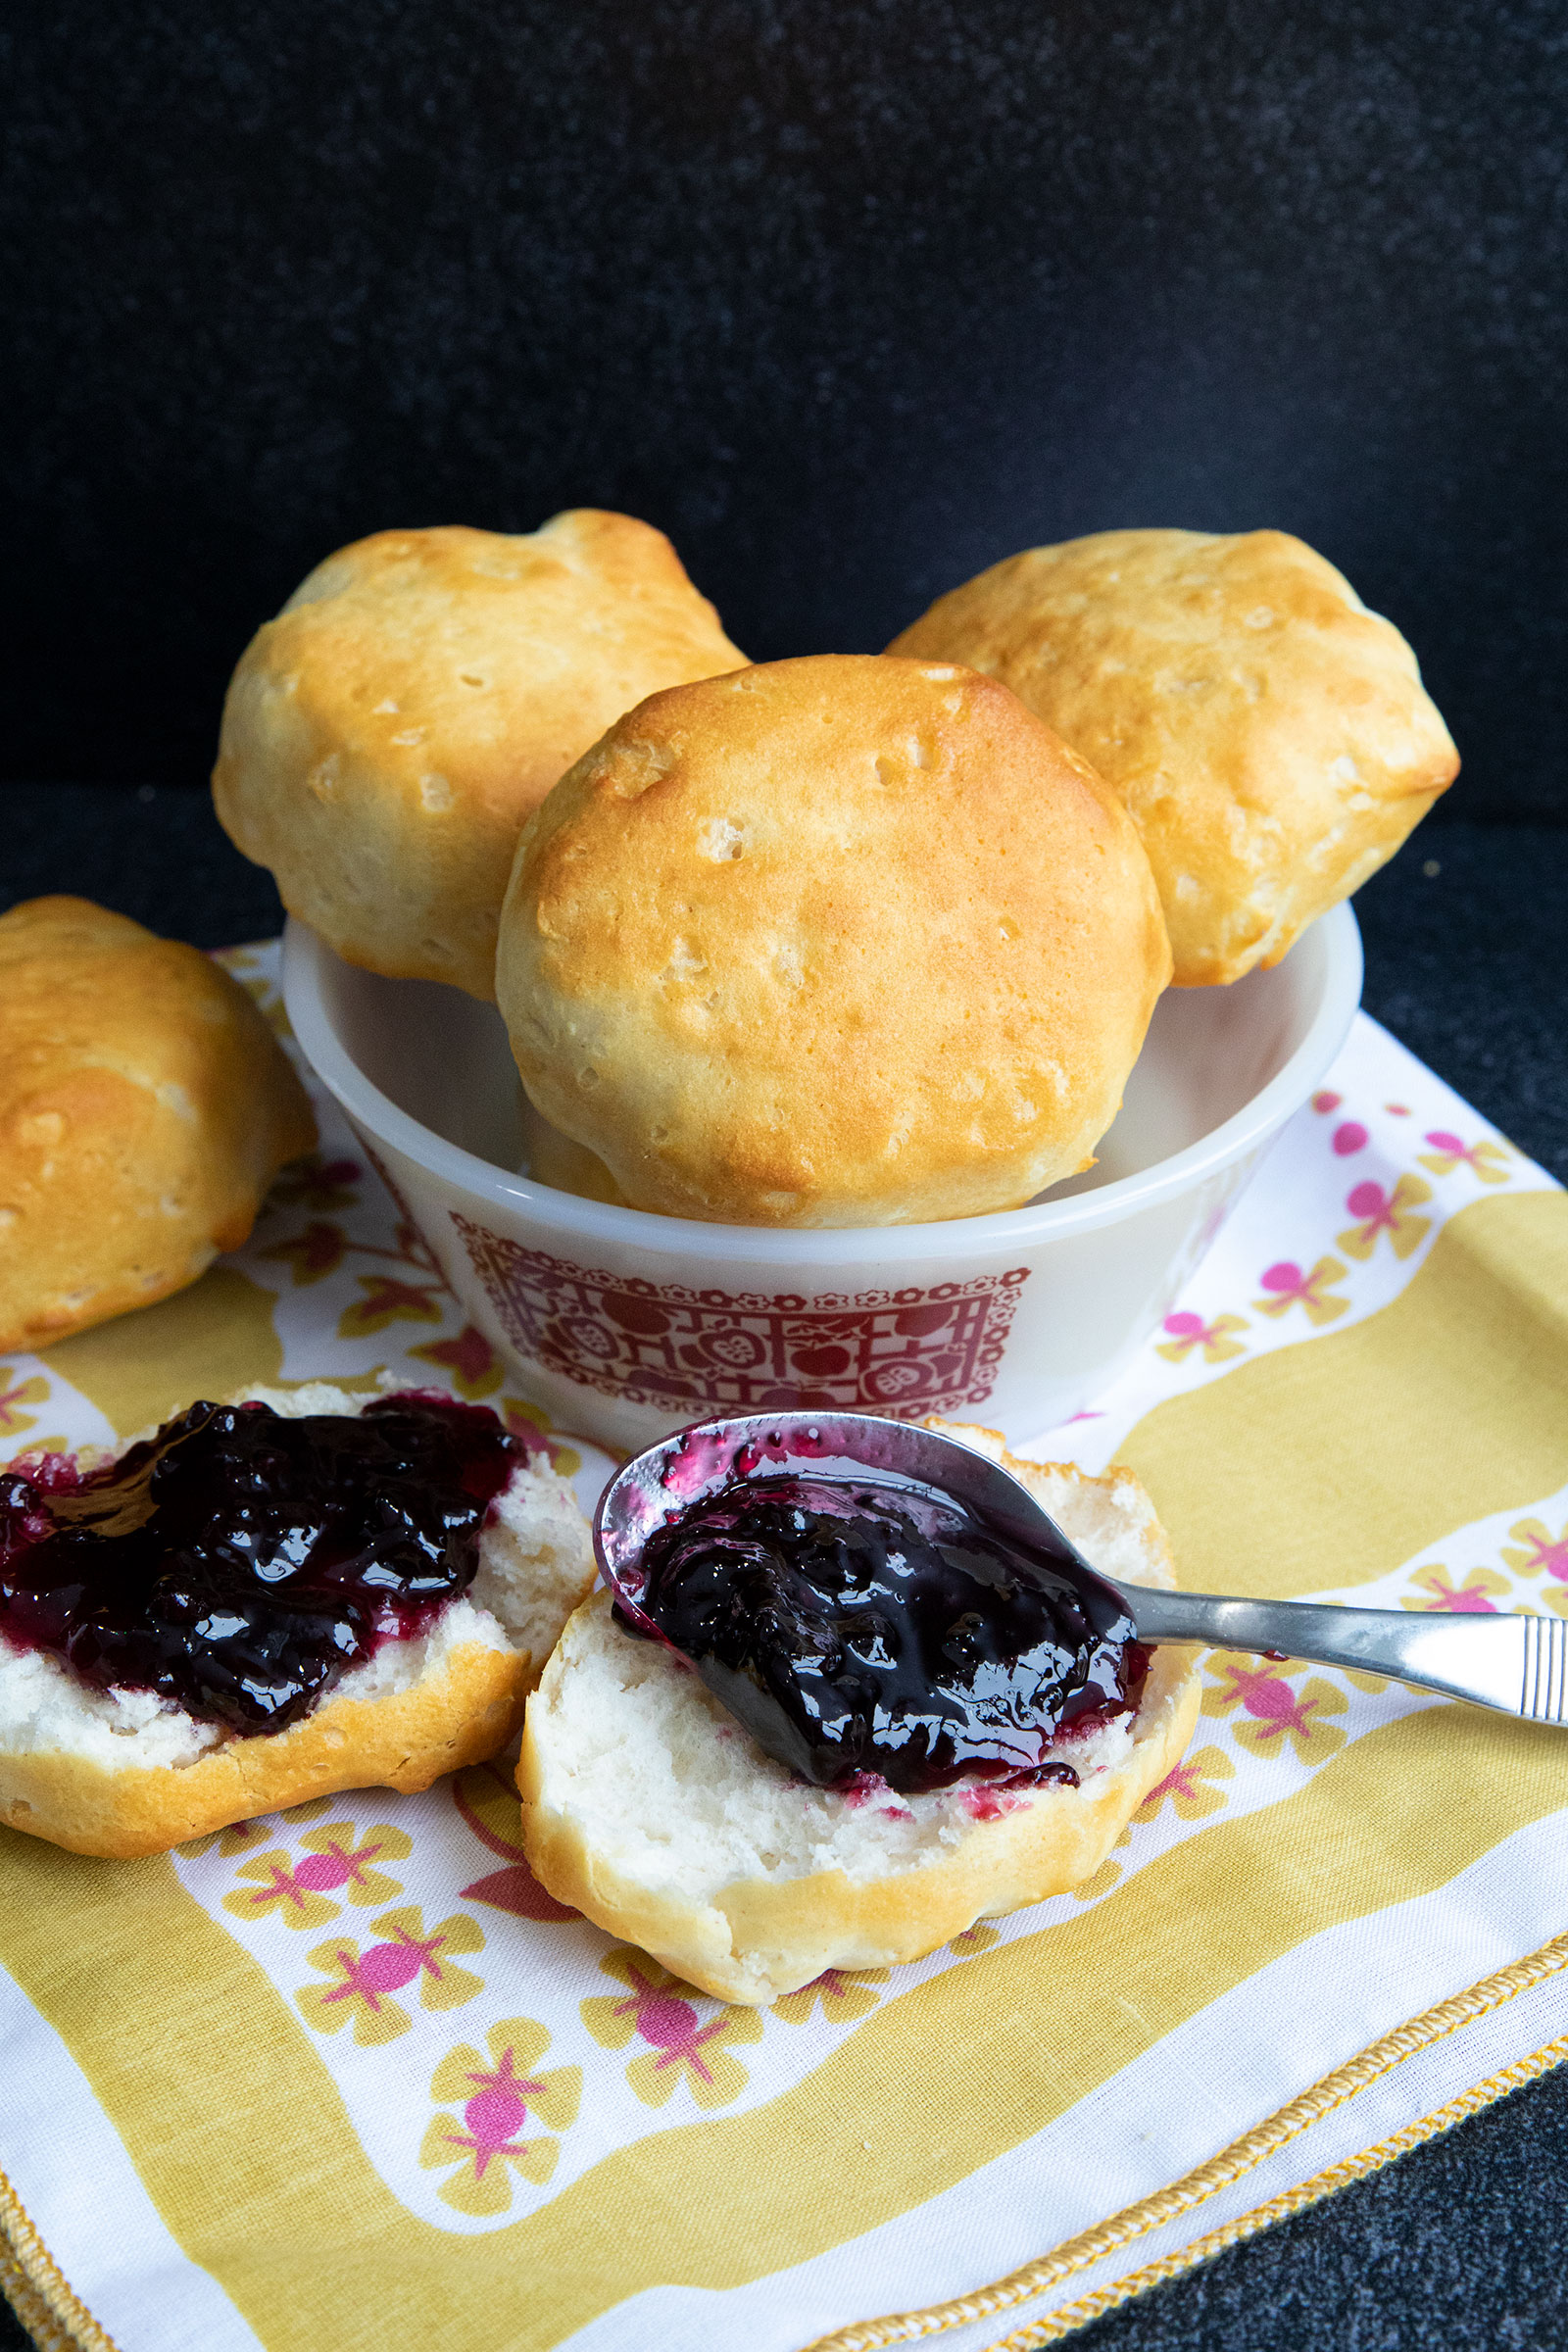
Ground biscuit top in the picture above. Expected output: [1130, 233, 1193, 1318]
[0, 895, 305, 1131]
[497, 654, 1171, 1227]
[889, 528, 1459, 984]
[243, 511, 746, 831]
[213, 511, 748, 998]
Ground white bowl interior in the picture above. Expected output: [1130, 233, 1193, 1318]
[313, 937, 1334, 1213]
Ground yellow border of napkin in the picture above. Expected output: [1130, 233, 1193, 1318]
[7, 1936, 1567, 2352]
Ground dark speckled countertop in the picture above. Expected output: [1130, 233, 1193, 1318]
[2, 786, 1567, 2350]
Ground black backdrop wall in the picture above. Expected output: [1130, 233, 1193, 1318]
[4, 0, 1566, 816]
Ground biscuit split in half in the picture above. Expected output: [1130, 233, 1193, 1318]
[519, 1425, 1202, 2005]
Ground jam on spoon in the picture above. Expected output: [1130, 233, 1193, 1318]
[0, 1395, 519, 1738]
[617, 1471, 1146, 1794]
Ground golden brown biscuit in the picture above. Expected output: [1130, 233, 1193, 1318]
[888, 528, 1459, 985]
[0, 1636, 530, 1860]
[213, 512, 748, 999]
[497, 653, 1171, 1226]
[0, 896, 316, 1353]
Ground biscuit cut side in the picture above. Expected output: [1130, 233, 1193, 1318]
[0, 1384, 595, 1857]
[889, 528, 1458, 985]
[519, 1423, 1201, 2003]
[214, 512, 747, 1000]
[0, 896, 316, 1353]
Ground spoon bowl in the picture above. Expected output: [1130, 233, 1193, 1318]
[596, 1409, 1568, 1731]
[592, 1408, 1123, 1635]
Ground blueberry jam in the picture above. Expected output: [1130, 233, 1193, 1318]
[0, 1396, 520, 1736]
[620, 1475, 1146, 1793]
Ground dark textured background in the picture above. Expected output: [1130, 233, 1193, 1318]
[4, 2, 1568, 2343]
[3, 0, 1568, 810]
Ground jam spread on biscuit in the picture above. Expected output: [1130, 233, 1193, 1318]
[618, 1475, 1145, 1792]
[0, 1396, 518, 1737]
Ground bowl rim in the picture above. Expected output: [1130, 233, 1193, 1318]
[281, 904, 1363, 1267]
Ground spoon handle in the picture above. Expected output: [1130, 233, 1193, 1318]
[1117, 1583, 1568, 1725]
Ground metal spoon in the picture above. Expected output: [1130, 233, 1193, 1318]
[596, 1409, 1567, 1727]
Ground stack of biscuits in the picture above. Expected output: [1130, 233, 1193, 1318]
[3, 508, 1459, 1330]
[213, 509, 1456, 1231]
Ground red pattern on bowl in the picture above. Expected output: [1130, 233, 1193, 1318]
[449, 1214, 1027, 1416]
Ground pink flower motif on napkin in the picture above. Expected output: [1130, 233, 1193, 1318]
[451, 1761, 582, 1924]
[580, 1948, 763, 2109]
[1332, 1122, 1369, 1156]
[0, 1375, 49, 1437]
[772, 1968, 889, 2026]
[339, 1273, 447, 1339]
[1417, 1131, 1512, 1184]
[1252, 1257, 1349, 1325]
[410, 1324, 505, 1399]
[420, 2019, 581, 2216]
[297, 1907, 485, 2044]
[1155, 1311, 1250, 1366]
[1401, 1564, 1509, 1615]
[1501, 1517, 1568, 1616]
[176, 1817, 276, 1861]
[949, 1924, 1001, 1955]
[498, 1396, 582, 1479]
[258, 1218, 350, 1284]
[267, 1153, 363, 1211]
[1201, 1659, 1348, 1764]
[1133, 1744, 1235, 1823]
[222, 1823, 412, 1929]
[1338, 1176, 1433, 1261]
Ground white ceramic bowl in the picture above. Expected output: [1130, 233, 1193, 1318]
[282, 906, 1362, 1451]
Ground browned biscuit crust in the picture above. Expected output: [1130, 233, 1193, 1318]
[0, 897, 316, 1353]
[0, 1639, 530, 1860]
[889, 528, 1459, 985]
[498, 653, 1172, 1225]
[521, 1637, 1198, 2005]
[213, 511, 748, 1000]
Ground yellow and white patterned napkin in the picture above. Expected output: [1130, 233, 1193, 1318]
[3, 941, 1567, 2352]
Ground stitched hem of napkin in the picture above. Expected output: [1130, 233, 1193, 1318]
[5, 1942, 1566, 2352]
[804, 1930, 1568, 2352]
[986, 2034, 1568, 2351]
[0, 2164, 120, 2352]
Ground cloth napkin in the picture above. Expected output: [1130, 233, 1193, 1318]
[3, 940, 1567, 2352]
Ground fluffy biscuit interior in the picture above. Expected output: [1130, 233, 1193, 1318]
[524, 1437, 1183, 1906]
[0, 1383, 592, 1771]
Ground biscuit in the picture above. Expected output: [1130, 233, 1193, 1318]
[213, 512, 748, 1000]
[0, 1382, 595, 1858]
[0, 897, 316, 1353]
[518, 1428, 1202, 2005]
[497, 654, 1171, 1226]
[889, 528, 1459, 985]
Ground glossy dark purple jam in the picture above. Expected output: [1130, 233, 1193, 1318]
[620, 1474, 1145, 1793]
[0, 1395, 519, 1737]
